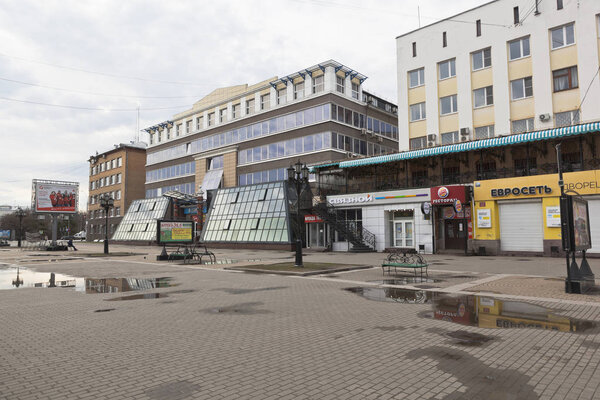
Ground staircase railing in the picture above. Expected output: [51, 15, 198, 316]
[313, 202, 376, 251]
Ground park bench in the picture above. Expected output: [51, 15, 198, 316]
[381, 248, 428, 278]
[167, 242, 216, 264]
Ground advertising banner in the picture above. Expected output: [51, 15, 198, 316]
[157, 220, 194, 244]
[33, 180, 78, 213]
[0, 230, 10, 239]
[430, 185, 468, 205]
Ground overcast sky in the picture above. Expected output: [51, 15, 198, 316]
[0, 0, 484, 211]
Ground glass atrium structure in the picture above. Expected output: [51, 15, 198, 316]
[112, 198, 169, 241]
[202, 182, 292, 244]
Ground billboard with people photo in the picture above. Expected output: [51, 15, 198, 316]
[32, 180, 79, 213]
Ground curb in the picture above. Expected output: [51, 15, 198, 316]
[224, 265, 373, 276]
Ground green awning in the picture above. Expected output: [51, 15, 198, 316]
[340, 122, 600, 169]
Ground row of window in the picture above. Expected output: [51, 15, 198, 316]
[332, 104, 398, 140]
[89, 190, 121, 205]
[90, 157, 123, 176]
[331, 132, 397, 157]
[408, 23, 577, 89]
[238, 168, 288, 186]
[89, 207, 121, 219]
[145, 182, 195, 199]
[146, 161, 195, 183]
[410, 110, 581, 149]
[238, 132, 331, 165]
[88, 224, 116, 235]
[90, 173, 122, 190]
[409, 66, 578, 122]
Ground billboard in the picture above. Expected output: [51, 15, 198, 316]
[156, 220, 194, 244]
[0, 230, 10, 239]
[32, 180, 79, 214]
[560, 195, 592, 252]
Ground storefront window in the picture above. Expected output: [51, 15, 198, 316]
[388, 210, 415, 248]
[334, 209, 362, 242]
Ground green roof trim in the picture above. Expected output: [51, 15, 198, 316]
[310, 162, 340, 172]
[340, 122, 600, 169]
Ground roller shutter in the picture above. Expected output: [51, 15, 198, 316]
[499, 201, 543, 252]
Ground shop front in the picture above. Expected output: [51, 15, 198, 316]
[473, 169, 600, 256]
[304, 214, 328, 249]
[429, 185, 473, 254]
[326, 188, 432, 253]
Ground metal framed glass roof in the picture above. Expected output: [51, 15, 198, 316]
[112, 197, 169, 241]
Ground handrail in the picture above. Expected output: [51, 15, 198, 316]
[313, 202, 376, 251]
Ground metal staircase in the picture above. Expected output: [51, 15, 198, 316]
[313, 202, 376, 252]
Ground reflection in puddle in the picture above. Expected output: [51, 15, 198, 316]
[371, 278, 440, 285]
[345, 287, 599, 333]
[106, 293, 165, 301]
[85, 277, 175, 294]
[198, 259, 262, 265]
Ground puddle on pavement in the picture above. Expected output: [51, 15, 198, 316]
[106, 293, 165, 301]
[202, 302, 271, 315]
[213, 286, 287, 295]
[443, 330, 495, 346]
[0, 265, 175, 293]
[370, 277, 440, 285]
[345, 286, 600, 334]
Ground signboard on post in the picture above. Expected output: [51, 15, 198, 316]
[0, 230, 10, 239]
[560, 196, 592, 252]
[156, 220, 195, 244]
[32, 180, 79, 214]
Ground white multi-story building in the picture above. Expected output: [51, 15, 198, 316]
[396, 0, 600, 151]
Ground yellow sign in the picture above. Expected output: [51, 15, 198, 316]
[172, 228, 192, 240]
[474, 170, 600, 201]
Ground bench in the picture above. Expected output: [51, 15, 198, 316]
[167, 243, 216, 264]
[381, 249, 428, 278]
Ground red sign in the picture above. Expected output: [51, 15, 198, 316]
[430, 185, 468, 205]
[304, 215, 323, 223]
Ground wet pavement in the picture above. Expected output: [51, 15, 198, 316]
[1, 243, 600, 399]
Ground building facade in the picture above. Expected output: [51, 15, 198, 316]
[396, 0, 600, 151]
[143, 60, 399, 201]
[87, 143, 147, 241]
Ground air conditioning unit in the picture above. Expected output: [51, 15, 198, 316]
[366, 96, 374, 104]
[427, 134, 437, 147]
[377, 136, 383, 143]
[391, 106, 398, 114]
[367, 130, 375, 137]
[459, 127, 470, 141]
[360, 128, 367, 135]
[539, 113, 551, 122]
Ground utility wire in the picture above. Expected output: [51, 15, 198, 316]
[575, 66, 600, 121]
[0, 52, 211, 87]
[0, 96, 189, 111]
[0, 77, 204, 99]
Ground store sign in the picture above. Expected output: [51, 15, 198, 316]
[491, 185, 552, 198]
[328, 194, 373, 204]
[421, 202, 431, 215]
[304, 215, 323, 223]
[430, 185, 468, 205]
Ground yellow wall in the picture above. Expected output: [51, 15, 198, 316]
[438, 77, 457, 98]
[510, 97, 535, 121]
[473, 106, 495, 127]
[473, 200, 500, 240]
[439, 113, 459, 133]
[409, 120, 427, 138]
[223, 152, 237, 188]
[471, 68, 493, 89]
[542, 197, 561, 240]
[552, 88, 581, 113]
[508, 57, 532, 80]
[408, 86, 426, 105]
[550, 45, 578, 70]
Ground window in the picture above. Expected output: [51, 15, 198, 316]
[557, 0, 563, 10]
[555, 110, 580, 127]
[185, 121, 191, 134]
[409, 102, 426, 121]
[514, 157, 537, 176]
[246, 98, 255, 115]
[294, 82, 304, 100]
[412, 42, 417, 57]
[511, 77, 533, 100]
[166, 127, 171, 140]
[441, 131, 459, 145]
[508, 37, 530, 60]
[312, 75, 324, 93]
[553, 66, 578, 92]
[476, 19, 481, 36]
[513, 7, 519, 24]
[473, 86, 493, 108]
[117, 173, 122, 183]
[219, 108, 227, 123]
[118, 157, 122, 167]
[440, 95, 458, 115]
[412, 170, 428, 187]
[116, 190, 121, 200]
[438, 59, 456, 80]
[208, 155, 224, 170]
[408, 68, 425, 88]
[551, 23, 575, 49]
[351, 82, 359, 99]
[276, 88, 286, 105]
[410, 136, 427, 150]
[260, 94, 270, 110]
[157, 130, 161, 142]
[208, 112, 215, 126]
[472, 48, 491, 70]
[475, 125, 494, 139]
[196, 116, 203, 130]
[336, 76, 345, 93]
[512, 118, 534, 134]
[442, 31, 447, 47]
[232, 104, 240, 119]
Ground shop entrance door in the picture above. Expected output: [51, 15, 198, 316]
[307, 223, 326, 248]
[444, 219, 465, 250]
[394, 221, 414, 248]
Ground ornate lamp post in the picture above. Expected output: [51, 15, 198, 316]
[16, 207, 25, 248]
[99, 194, 114, 254]
[287, 161, 310, 267]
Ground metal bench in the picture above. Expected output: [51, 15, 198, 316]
[381, 249, 428, 278]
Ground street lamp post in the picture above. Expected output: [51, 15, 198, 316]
[99, 194, 114, 254]
[287, 161, 310, 267]
[16, 207, 25, 248]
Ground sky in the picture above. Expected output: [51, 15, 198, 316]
[0, 0, 485, 211]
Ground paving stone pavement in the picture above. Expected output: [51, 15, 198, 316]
[1, 244, 600, 399]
